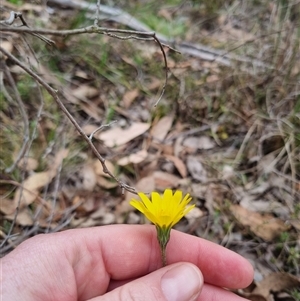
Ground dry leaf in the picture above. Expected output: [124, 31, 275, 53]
[80, 101, 103, 120]
[13, 149, 68, 206]
[5, 208, 33, 226]
[153, 171, 180, 190]
[206, 74, 219, 83]
[82, 124, 99, 136]
[122, 88, 139, 108]
[0, 41, 13, 60]
[0, 198, 15, 215]
[72, 85, 99, 100]
[13, 171, 55, 206]
[74, 70, 90, 79]
[17, 157, 38, 171]
[146, 77, 162, 90]
[150, 115, 174, 141]
[98, 122, 150, 147]
[185, 207, 204, 220]
[183, 136, 215, 150]
[187, 156, 207, 182]
[290, 219, 300, 231]
[80, 164, 97, 191]
[96, 176, 119, 189]
[117, 150, 148, 166]
[164, 155, 187, 178]
[253, 272, 300, 297]
[230, 204, 289, 241]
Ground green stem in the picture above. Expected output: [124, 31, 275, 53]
[156, 225, 171, 267]
[161, 244, 167, 266]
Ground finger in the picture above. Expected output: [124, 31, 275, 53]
[87, 262, 203, 301]
[167, 228, 253, 289]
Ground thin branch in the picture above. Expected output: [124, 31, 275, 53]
[0, 12, 55, 46]
[0, 11, 18, 25]
[0, 46, 137, 195]
[88, 121, 117, 141]
[94, 0, 101, 26]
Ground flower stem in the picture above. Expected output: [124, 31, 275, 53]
[161, 245, 167, 266]
[156, 225, 171, 267]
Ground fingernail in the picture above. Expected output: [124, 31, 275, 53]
[161, 264, 202, 301]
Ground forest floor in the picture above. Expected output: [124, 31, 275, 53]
[1, 0, 300, 299]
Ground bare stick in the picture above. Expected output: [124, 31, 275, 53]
[0, 12, 55, 46]
[94, 0, 101, 26]
[88, 121, 117, 141]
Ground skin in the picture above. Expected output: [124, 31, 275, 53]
[1, 225, 253, 300]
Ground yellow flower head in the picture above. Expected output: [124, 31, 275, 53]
[130, 189, 195, 229]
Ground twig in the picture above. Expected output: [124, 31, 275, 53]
[233, 120, 258, 165]
[88, 121, 117, 141]
[0, 46, 137, 195]
[94, 0, 101, 26]
[0, 11, 18, 25]
[0, 11, 55, 46]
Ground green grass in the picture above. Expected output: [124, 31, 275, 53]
[6, 0, 23, 5]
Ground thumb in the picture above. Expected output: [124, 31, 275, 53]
[90, 262, 203, 301]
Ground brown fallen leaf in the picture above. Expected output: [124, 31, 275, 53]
[79, 164, 97, 191]
[183, 136, 215, 151]
[13, 171, 55, 206]
[164, 155, 187, 178]
[98, 122, 150, 147]
[117, 150, 148, 166]
[0, 198, 15, 215]
[253, 272, 300, 298]
[230, 204, 289, 241]
[17, 157, 39, 171]
[5, 208, 33, 226]
[153, 171, 180, 190]
[13, 149, 68, 207]
[0, 41, 13, 60]
[96, 176, 119, 189]
[72, 85, 99, 100]
[122, 88, 139, 108]
[150, 115, 174, 141]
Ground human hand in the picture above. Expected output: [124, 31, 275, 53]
[1, 225, 253, 301]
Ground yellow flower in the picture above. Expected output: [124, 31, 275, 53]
[130, 189, 194, 266]
[130, 189, 195, 229]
